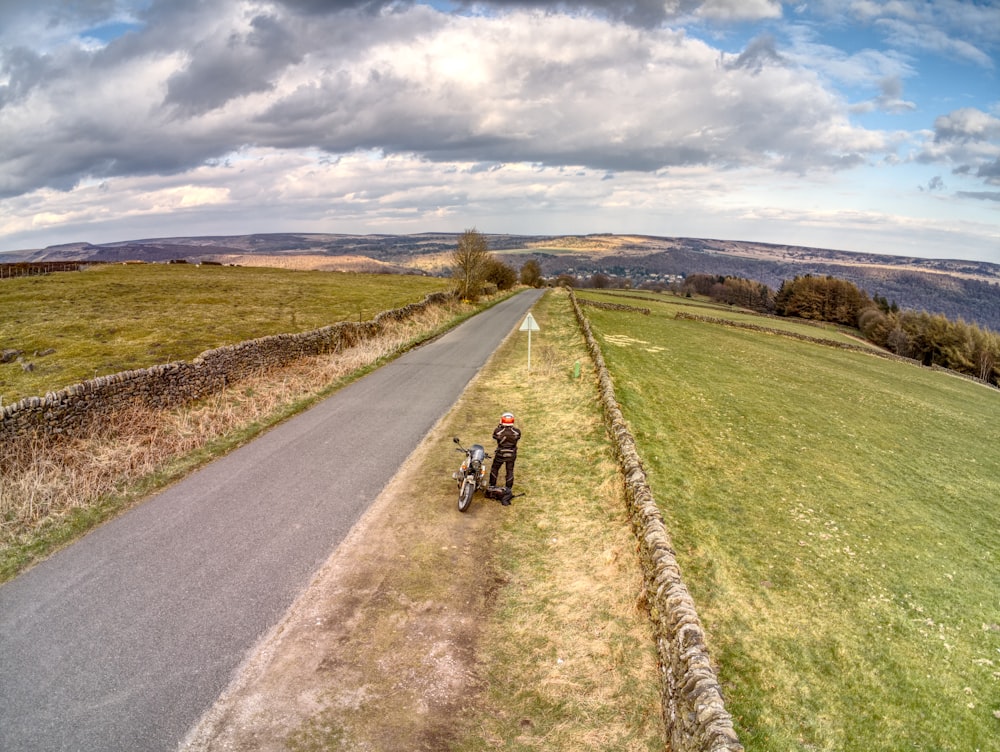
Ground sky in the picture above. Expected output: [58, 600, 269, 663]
[0, 0, 998, 262]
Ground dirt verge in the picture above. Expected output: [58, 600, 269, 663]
[181, 382, 505, 752]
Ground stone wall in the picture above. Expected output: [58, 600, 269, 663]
[674, 311, 916, 359]
[578, 299, 651, 315]
[568, 291, 744, 752]
[0, 291, 453, 442]
[674, 312, 999, 389]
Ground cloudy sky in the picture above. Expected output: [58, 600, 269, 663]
[0, 0, 998, 261]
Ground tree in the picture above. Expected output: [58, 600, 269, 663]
[519, 259, 543, 288]
[773, 275, 870, 325]
[858, 308, 892, 347]
[485, 257, 517, 290]
[684, 273, 725, 297]
[555, 274, 577, 288]
[452, 228, 491, 301]
[971, 326, 999, 383]
[591, 272, 610, 289]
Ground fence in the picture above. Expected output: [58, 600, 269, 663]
[0, 262, 98, 279]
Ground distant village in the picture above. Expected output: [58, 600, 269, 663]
[551, 266, 686, 291]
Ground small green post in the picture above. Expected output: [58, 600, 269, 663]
[573, 360, 581, 379]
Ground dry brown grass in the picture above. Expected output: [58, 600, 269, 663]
[523, 235, 654, 253]
[0, 299, 465, 580]
[206, 254, 412, 274]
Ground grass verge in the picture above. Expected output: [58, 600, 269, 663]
[448, 288, 664, 750]
[180, 287, 666, 752]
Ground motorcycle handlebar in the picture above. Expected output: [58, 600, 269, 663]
[455, 446, 491, 458]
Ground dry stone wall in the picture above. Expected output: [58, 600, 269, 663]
[578, 299, 651, 315]
[568, 291, 744, 752]
[674, 311, 914, 359]
[0, 291, 453, 442]
[674, 311, 999, 389]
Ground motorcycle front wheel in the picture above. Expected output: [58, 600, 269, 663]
[458, 479, 475, 512]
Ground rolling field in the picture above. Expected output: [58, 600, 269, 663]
[577, 290, 1000, 751]
[583, 289, 880, 348]
[0, 264, 449, 403]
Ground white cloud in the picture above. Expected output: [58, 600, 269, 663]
[0, 5, 896, 201]
[4, 144, 996, 263]
[819, 0, 1000, 69]
[695, 0, 782, 22]
[849, 75, 916, 114]
[448, 0, 783, 27]
[0, 0, 997, 260]
[918, 107, 1000, 180]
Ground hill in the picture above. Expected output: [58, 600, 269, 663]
[4, 232, 1000, 329]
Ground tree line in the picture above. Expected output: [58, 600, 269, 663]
[449, 231, 999, 386]
[685, 273, 1000, 386]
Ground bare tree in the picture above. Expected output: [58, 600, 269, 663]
[452, 228, 491, 301]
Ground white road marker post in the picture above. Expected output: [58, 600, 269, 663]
[519, 312, 540, 372]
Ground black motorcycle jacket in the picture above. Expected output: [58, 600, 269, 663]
[492, 424, 521, 458]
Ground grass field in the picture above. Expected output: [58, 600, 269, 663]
[583, 289, 880, 348]
[0, 264, 449, 403]
[576, 289, 1000, 750]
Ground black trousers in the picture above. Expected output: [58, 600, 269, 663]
[489, 453, 516, 489]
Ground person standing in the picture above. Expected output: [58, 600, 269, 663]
[489, 412, 521, 499]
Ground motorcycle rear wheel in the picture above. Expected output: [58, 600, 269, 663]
[458, 480, 475, 512]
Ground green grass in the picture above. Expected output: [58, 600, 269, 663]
[582, 289, 878, 348]
[578, 296, 1000, 751]
[0, 263, 449, 403]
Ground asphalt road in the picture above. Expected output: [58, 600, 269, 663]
[0, 288, 544, 752]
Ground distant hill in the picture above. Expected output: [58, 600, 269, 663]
[4, 232, 1000, 330]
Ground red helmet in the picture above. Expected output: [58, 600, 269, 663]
[501, 412, 515, 424]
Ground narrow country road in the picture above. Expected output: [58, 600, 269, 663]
[0, 288, 543, 752]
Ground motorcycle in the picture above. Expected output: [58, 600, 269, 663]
[452, 436, 489, 512]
